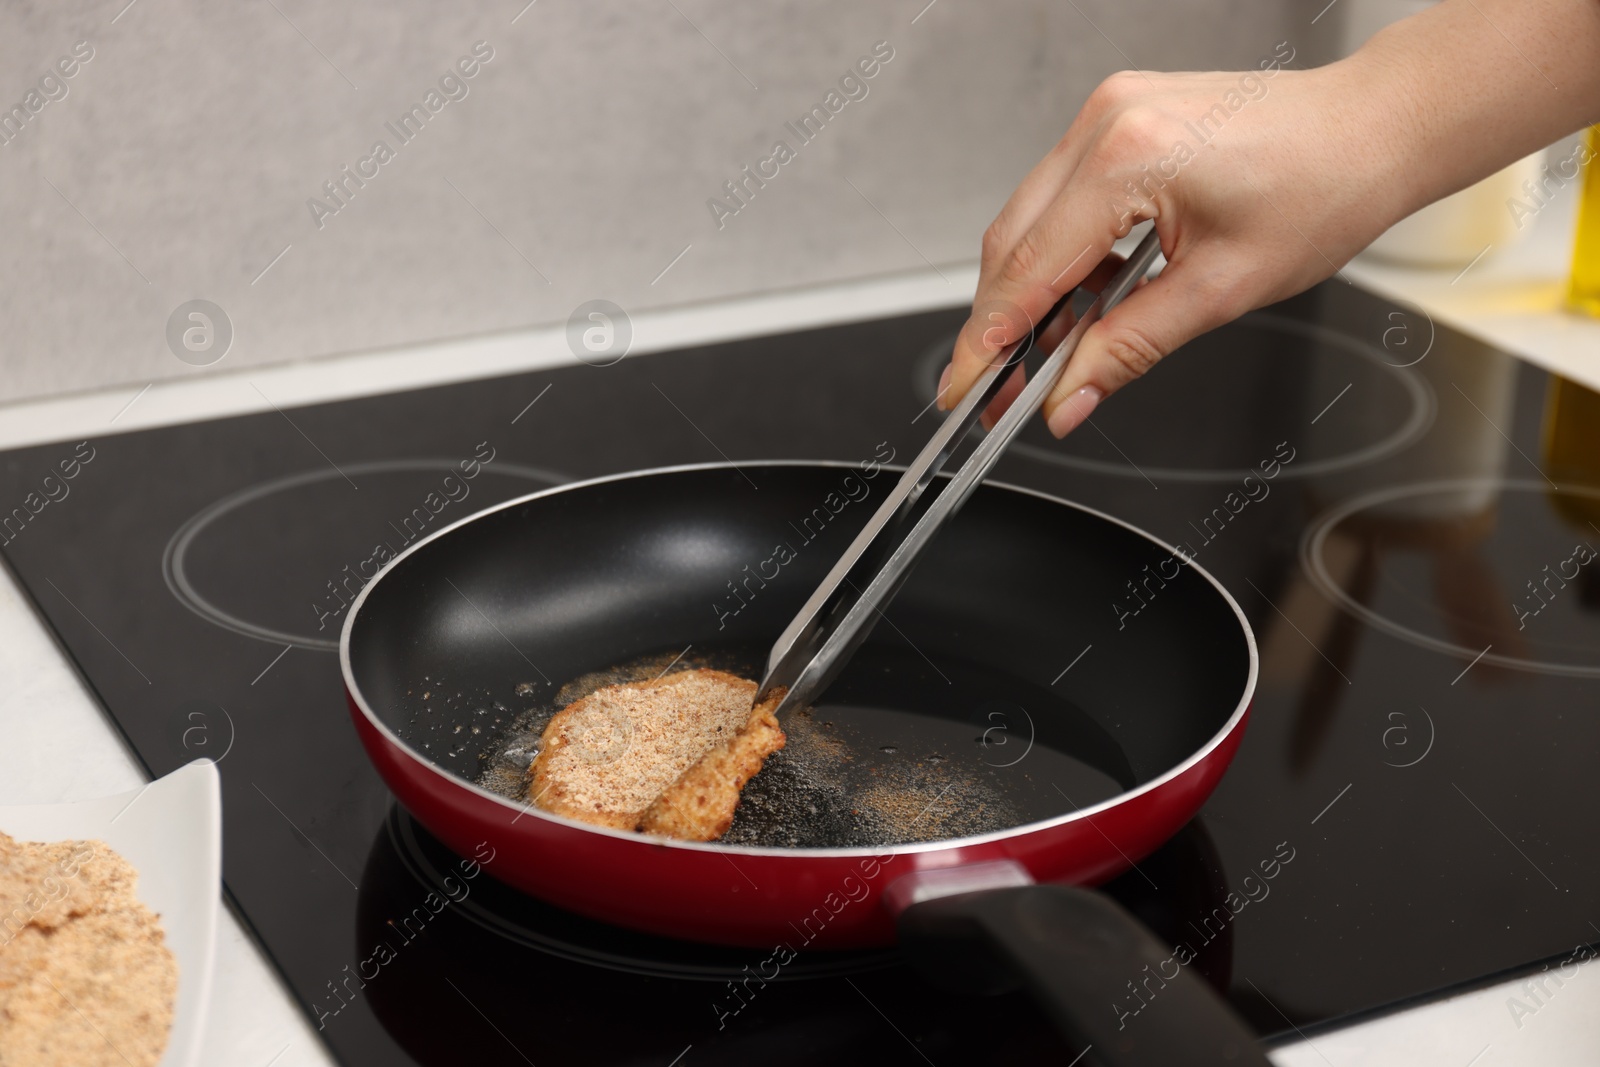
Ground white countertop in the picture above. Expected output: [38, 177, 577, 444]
[2, 189, 1597, 1064]
[1342, 168, 1600, 397]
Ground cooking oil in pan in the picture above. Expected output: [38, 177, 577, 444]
[477, 644, 1132, 849]
[725, 645, 1132, 847]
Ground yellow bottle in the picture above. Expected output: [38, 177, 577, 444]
[1541, 375, 1600, 530]
[1569, 125, 1600, 318]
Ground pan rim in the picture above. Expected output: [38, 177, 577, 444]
[340, 459, 1259, 859]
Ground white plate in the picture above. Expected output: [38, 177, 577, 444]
[0, 758, 221, 1067]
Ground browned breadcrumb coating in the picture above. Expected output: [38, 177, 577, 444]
[639, 686, 785, 841]
[0, 831, 177, 1067]
[529, 669, 785, 840]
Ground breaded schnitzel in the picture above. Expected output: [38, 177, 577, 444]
[529, 668, 785, 841]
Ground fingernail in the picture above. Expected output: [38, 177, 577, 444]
[935, 363, 953, 410]
[1046, 385, 1104, 438]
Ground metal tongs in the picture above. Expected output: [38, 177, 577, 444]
[756, 230, 1164, 719]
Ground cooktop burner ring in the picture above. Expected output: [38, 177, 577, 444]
[1302, 477, 1600, 678]
[913, 311, 1436, 483]
[162, 459, 570, 651]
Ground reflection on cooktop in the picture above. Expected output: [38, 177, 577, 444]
[913, 312, 1436, 482]
[162, 458, 569, 650]
[352, 808, 1231, 1066]
[1303, 479, 1600, 678]
[378, 806, 898, 981]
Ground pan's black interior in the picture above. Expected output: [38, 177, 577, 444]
[347, 465, 1251, 844]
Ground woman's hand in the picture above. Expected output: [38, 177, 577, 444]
[940, 60, 1413, 437]
[941, 0, 1600, 438]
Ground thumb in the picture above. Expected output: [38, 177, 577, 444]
[1040, 259, 1236, 439]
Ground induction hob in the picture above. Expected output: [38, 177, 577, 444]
[2, 280, 1598, 1065]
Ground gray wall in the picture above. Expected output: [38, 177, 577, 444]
[0, 0, 1304, 403]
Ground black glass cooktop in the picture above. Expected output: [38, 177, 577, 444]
[3, 279, 1598, 1065]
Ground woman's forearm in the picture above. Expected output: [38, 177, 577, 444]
[1352, 0, 1600, 215]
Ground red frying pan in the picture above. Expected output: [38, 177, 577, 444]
[341, 461, 1264, 1065]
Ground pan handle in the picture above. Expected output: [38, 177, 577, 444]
[896, 884, 1273, 1067]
